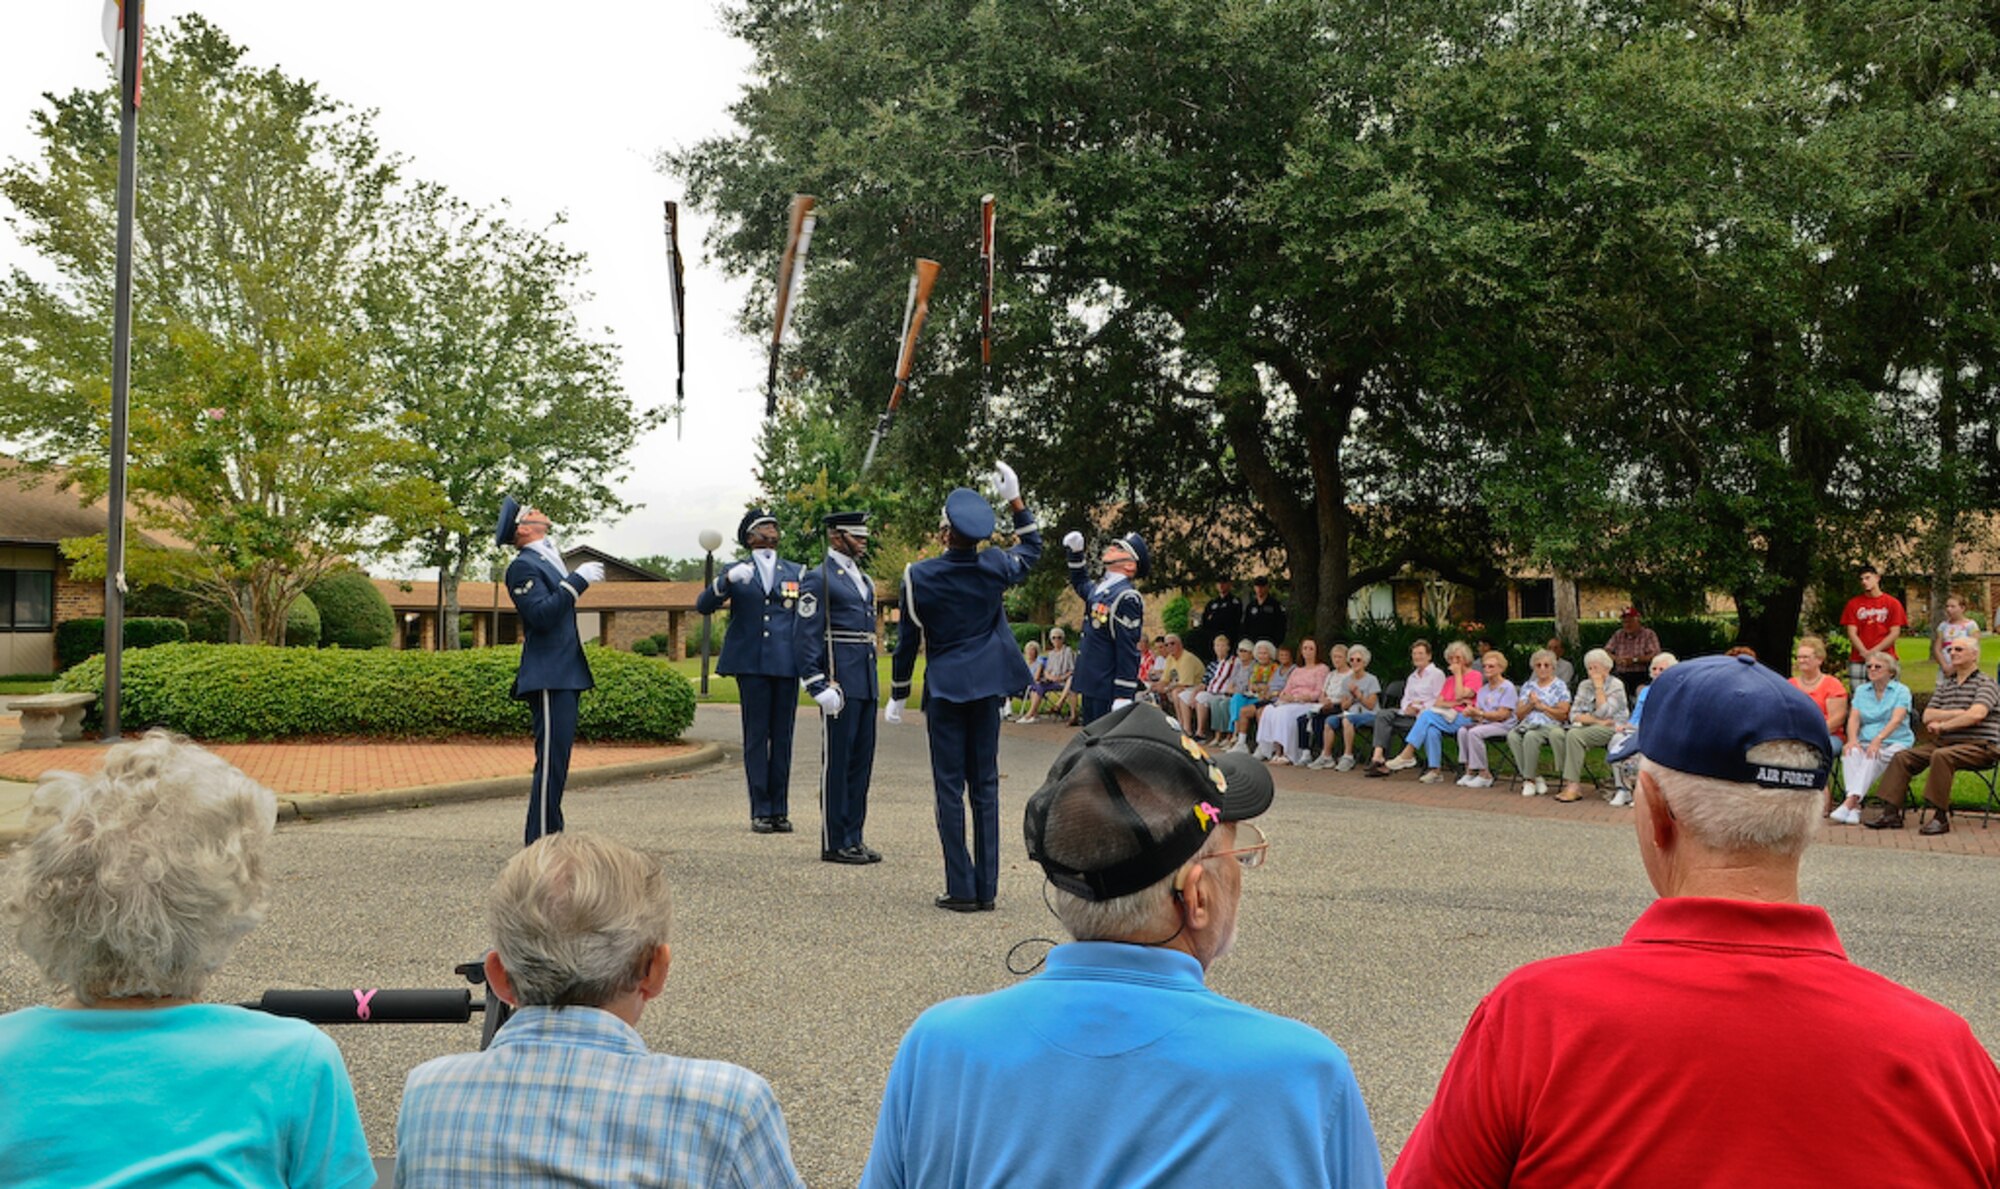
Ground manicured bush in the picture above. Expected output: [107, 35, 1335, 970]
[1160, 594, 1191, 637]
[633, 637, 661, 656]
[55, 643, 696, 742]
[284, 595, 321, 648]
[54, 616, 189, 671]
[1011, 622, 1045, 649]
[305, 569, 394, 649]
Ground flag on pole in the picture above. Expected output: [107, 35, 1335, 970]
[101, 0, 143, 105]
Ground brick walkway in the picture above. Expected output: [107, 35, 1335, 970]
[0, 738, 695, 795]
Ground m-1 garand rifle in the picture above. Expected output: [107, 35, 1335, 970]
[860, 257, 942, 476]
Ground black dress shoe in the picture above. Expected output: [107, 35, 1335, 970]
[822, 845, 875, 865]
[1920, 815, 1951, 836]
[1865, 810, 1904, 830]
[935, 895, 995, 912]
[750, 817, 776, 834]
[770, 816, 795, 833]
[856, 844, 882, 863]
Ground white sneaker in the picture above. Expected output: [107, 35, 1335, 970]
[1271, 754, 1292, 766]
[1228, 738, 1250, 755]
[1522, 782, 1538, 797]
[1455, 774, 1475, 787]
[1468, 775, 1494, 788]
[1019, 716, 1039, 725]
[1534, 777, 1549, 796]
[1254, 743, 1276, 760]
[1335, 754, 1356, 771]
[1418, 769, 1442, 784]
[1609, 788, 1633, 808]
[1384, 755, 1418, 772]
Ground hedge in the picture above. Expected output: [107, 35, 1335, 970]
[54, 616, 189, 671]
[633, 637, 661, 656]
[305, 569, 394, 649]
[284, 595, 321, 648]
[55, 642, 696, 742]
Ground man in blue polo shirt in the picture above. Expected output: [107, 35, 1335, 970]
[860, 706, 1386, 1188]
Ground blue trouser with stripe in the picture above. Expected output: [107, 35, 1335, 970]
[926, 695, 1003, 902]
[737, 675, 800, 820]
[819, 698, 877, 852]
[526, 688, 581, 846]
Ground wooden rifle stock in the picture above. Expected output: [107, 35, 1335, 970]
[766, 193, 817, 416]
[862, 257, 942, 475]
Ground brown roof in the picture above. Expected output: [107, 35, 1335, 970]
[0, 458, 188, 549]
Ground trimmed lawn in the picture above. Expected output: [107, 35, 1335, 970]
[660, 655, 925, 707]
[0, 677, 55, 696]
[1891, 634, 2000, 695]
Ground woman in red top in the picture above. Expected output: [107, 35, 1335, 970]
[1789, 635, 1848, 748]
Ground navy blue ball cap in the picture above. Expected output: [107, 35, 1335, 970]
[737, 508, 777, 546]
[824, 509, 870, 537]
[1607, 654, 1833, 791]
[943, 488, 995, 540]
[495, 495, 521, 547]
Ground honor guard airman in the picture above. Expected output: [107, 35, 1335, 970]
[796, 510, 883, 865]
[888, 463, 1043, 912]
[696, 508, 805, 833]
[497, 496, 605, 845]
[1064, 529, 1148, 724]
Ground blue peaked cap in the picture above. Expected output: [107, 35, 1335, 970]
[944, 488, 995, 540]
[1607, 654, 1833, 791]
[495, 495, 522, 547]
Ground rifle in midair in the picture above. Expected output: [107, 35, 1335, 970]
[860, 258, 943, 476]
[975, 195, 997, 453]
[766, 194, 817, 418]
[662, 200, 688, 438]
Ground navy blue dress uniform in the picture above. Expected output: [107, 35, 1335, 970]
[795, 511, 882, 865]
[696, 508, 805, 832]
[496, 496, 597, 846]
[891, 483, 1043, 911]
[1066, 531, 1148, 724]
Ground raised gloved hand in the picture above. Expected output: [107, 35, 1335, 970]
[1062, 530, 1085, 553]
[1112, 698, 1133, 711]
[992, 460, 1021, 502]
[573, 561, 606, 584]
[726, 561, 755, 585]
[813, 686, 845, 717]
[884, 698, 905, 724]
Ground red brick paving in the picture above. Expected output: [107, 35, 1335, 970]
[0, 738, 695, 795]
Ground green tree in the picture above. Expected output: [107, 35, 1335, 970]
[361, 184, 656, 646]
[0, 17, 441, 644]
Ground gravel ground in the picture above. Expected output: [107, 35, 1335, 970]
[3, 703, 1996, 1186]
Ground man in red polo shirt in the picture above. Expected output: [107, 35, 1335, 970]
[1840, 563, 1907, 683]
[1392, 655, 2000, 1188]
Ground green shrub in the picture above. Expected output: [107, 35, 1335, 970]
[1160, 594, 1191, 637]
[306, 569, 394, 649]
[648, 632, 676, 653]
[284, 595, 321, 648]
[54, 616, 190, 671]
[55, 643, 696, 742]
[1010, 622, 1045, 649]
[633, 637, 660, 656]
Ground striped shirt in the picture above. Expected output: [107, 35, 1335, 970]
[1927, 668, 2000, 749]
[395, 1005, 805, 1189]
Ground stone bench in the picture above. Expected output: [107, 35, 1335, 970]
[2, 693, 97, 749]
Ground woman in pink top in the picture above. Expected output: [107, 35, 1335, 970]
[1789, 635, 1848, 748]
[1383, 640, 1484, 781]
[1254, 639, 1331, 765]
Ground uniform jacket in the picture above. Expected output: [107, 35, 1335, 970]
[506, 549, 596, 698]
[797, 553, 879, 703]
[892, 506, 1043, 704]
[696, 554, 804, 678]
[1199, 593, 1243, 644]
[1241, 596, 1289, 648]
[1067, 551, 1144, 703]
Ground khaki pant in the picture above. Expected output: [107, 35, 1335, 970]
[1872, 741, 2000, 815]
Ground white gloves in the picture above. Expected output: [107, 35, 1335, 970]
[885, 698, 905, 724]
[1112, 698, 1133, 711]
[726, 561, 755, 585]
[1062, 530, 1085, 553]
[813, 686, 845, 717]
[992, 460, 1021, 502]
[573, 561, 606, 584]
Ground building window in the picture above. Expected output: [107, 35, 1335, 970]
[0, 570, 55, 631]
[1519, 579, 1556, 619]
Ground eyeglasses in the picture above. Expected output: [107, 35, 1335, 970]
[1204, 821, 1268, 870]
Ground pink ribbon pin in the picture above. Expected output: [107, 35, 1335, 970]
[353, 988, 377, 1021]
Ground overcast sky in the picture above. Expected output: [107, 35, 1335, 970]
[0, 2, 770, 573]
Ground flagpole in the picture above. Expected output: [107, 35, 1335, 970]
[103, 0, 143, 743]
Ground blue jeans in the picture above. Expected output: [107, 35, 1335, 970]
[1404, 708, 1458, 768]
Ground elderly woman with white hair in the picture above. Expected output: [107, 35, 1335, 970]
[1610, 651, 1679, 806]
[0, 731, 372, 1187]
[1829, 650, 1916, 825]
[1553, 647, 1628, 802]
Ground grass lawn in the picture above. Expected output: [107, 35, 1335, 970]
[0, 676, 55, 696]
[660, 655, 926, 707]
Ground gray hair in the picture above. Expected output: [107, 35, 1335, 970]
[1050, 828, 1227, 942]
[1651, 651, 1679, 673]
[1049, 627, 1066, 641]
[2, 731, 276, 1003]
[488, 833, 674, 1008]
[1584, 648, 1613, 673]
[1640, 740, 1826, 857]
[1253, 640, 1277, 661]
[1530, 648, 1556, 667]
[1865, 649, 1900, 679]
[1347, 644, 1371, 664]
[1443, 640, 1475, 666]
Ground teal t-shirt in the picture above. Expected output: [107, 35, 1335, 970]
[0, 1003, 373, 1189]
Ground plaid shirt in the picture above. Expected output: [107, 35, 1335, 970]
[395, 1005, 805, 1189]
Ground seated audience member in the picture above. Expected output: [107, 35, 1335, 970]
[397, 833, 805, 1187]
[1391, 656, 2000, 1188]
[1610, 651, 1679, 805]
[1864, 636, 2000, 835]
[1454, 651, 1518, 788]
[1138, 637, 1168, 705]
[1933, 593, 1982, 668]
[1507, 649, 1573, 796]
[1377, 640, 1483, 782]
[1304, 643, 1351, 761]
[1192, 635, 1241, 741]
[1255, 638, 1331, 765]
[0, 732, 372, 1189]
[1829, 650, 1914, 825]
[1552, 648, 1627, 803]
[1318, 645, 1382, 769]
[861, 706, 1385, 1188]
[1222, 639, 1278, 749]
[1022, 627, 1077, 724]
[1546, 636, 1575, 686]
[1159, 634, 1208, 734]
[1605, 606, 1661, 691]
[1229, 643, 1295, 753]
[1008, 640, 1043, 719]
[1789, 635, 1848, 750]
[1212, 639, 1259, 748]
[1364, 640, 1444, 775]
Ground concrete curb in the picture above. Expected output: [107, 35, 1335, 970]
[1, 742, 727, 845]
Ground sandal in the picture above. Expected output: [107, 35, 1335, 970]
[1554, 786, 1584, 803]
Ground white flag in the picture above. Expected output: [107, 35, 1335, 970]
[102, 0, 123, 66]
